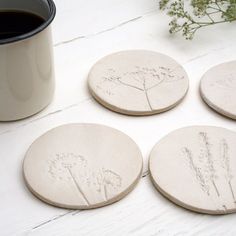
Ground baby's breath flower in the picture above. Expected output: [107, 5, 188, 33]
[160, 0, 236, 39]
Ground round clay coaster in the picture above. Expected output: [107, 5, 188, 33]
[23, 124, 143, 209]
[149, 126, 236, 214]
[88, 50, 189, 115]
[200, 61, 236, 120]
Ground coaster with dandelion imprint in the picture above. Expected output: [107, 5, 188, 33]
[200, 61, 236, 120]
[23, 124, 143, 209]
[149, 126, 236, 214]
[88, 50, 189, 115]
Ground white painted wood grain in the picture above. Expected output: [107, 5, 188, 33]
[0, 0, 236, 235]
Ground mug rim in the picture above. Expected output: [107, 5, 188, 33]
[0, 0, 56, 45]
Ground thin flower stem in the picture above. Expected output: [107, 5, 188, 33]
[160, 0, 236, 39]
[67, 167, 90, 206]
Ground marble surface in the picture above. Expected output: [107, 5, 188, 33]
[0, 0, 236, 235]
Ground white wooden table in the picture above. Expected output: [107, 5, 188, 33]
[1, 0, 236, 235]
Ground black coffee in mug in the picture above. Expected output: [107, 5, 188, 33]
[0, 11, 45, 39]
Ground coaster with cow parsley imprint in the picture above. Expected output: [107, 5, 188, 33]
[200, 61, 236, 120]
[88, 50, 189, 115]
[149, 126, 236, 214]
[23, 124, 143, 209]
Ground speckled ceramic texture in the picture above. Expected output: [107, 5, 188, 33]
[200, 61, 236, 120]
[149, 126, 236, 214]
[88, 50, 189, 116]
[23, 123, 143, 209]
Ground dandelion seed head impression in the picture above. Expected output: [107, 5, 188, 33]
[23, 124, 143, 209]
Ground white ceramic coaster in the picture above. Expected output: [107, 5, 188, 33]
[149, 126, 236, 214]
[200, 61, 236, 120]
[23, 124, 143, 209]
[88, 50, 189, 115]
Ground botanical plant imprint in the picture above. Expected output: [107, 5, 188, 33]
[48, 153, 122, 206]
[181, 132, 236, 210]
[96, 66, 184, 111]
[213, 74, 236, 90]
